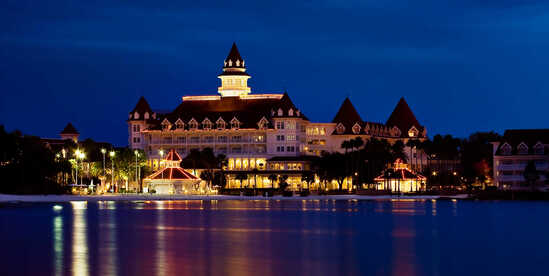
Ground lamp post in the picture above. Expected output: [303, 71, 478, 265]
[79, 152, 86, 187]
[101, 148, 106, 176]
[110, 151, 115, 193]
[159, 149, 165, 179]
[75, 149, 81, 186]
[134, 150, 139, 193]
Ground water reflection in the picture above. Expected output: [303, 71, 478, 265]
[155, 201, 168, 276]
[52, 214, 63, 276]
[99, 201, 118, 276]
[391, 200, 418, 276]
[70, 201, 88, 276]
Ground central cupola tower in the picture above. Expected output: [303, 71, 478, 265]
[218, 43, 251, 97]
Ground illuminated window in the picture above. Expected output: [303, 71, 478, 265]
[408, 126, 418, 137]
[286, 135, 296, 141]
[254, 135, 265, 142]
[258, 117, 269, 129]
[175, 119, 184, 130]
[188, 118, 198, 130]
[352, 123, 361, 134]
[336, 123, 345, 134]
[161, 119, 171, 130]
[286, 121, 296, 130]
[144, 112, 149, 119]
[277, 108, 283, 116]
[202, 118, 212, 130]
[288, 109, 294, 116]
[216, 117, 226, 130]
[134, 112, 140, 119]
[230, 117, 240, 129]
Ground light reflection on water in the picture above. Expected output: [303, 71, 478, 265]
[70, 201, 88, 276]
[3, 199, 549, 276]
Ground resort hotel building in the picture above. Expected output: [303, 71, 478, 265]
[128, 43, 427, 190]
[492, 129, 549, 190]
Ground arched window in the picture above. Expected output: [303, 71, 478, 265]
[288, 109, 294, 116]
[230, 117, 240, 129]
[408, 126, 418, 138]
[144, 112, 149, 119]
[216, 117, 226, 130]
[517, 142, 528, 155]
[277, 108, 283, 116]
[534, 142, 545, 155]
[392, 126, 401, 137]
[134, 112, 140, 120]
[175, 119, 184, 130]
[336, 123, 345, 134]
[202, 118, 212, 130]
[188, 118, 198, 130]
[352, 123, 361, 134]
[258, 117, 269, 129]
[501, 143, 512, 155]
[161, 119, 171, 131]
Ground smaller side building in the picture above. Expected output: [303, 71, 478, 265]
[492, 129, 549, 190]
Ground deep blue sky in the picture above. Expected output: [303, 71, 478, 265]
[1, 1, 548, 146]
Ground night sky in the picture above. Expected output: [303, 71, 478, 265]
[1, 1, 548, 146]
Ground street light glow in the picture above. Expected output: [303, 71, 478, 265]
[101, 148, 106, 154]
[109, 151, 115, 157]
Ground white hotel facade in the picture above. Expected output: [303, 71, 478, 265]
[128, 43, 426, 189]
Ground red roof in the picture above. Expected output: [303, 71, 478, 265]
[385, 97, 424, 137]
[60, 123, 79, 135]
[165, 149, 182, 161]
[146, 167, 199, 180]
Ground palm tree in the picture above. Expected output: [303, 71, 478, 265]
[300, 171, 315, 191]
[235, 172, 248, 190]
[268, 174, 278, 189]
[200, 170, 214, 191]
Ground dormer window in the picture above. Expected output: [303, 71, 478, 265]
[202, 118, 212, 130]
[364, 124, 370, 135]
[175, 119, 184, 130]
[336, 123, 345, 134]
[258, 117, 269, 130]
[134, 112, 140, 120]
[501, 143, 512, 155]
[288, 109, 294, 116]
[534, 142, 544, 155]
[296, 110, 300, 116]
[230, 117, 240, 129]
[408, 126, 419, 137]
[277, 108, 283, 116]
[216, 117, 226, 130]
[392, 126, 401, 137]
[517, 142, 529, 155]
[161, 119, 171, 131]
[189, 118, 198, 130]
[352, 123, 361, 134]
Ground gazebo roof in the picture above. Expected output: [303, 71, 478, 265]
[146, 167, 199, 180]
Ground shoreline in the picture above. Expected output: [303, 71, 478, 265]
[0, 193, 469, 203]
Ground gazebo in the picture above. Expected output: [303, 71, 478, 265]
[374, 159, 426, 193]
[143, 149, 201, 194]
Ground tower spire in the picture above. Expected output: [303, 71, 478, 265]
[218, 42, 251, 97]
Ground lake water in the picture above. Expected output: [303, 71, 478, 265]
[1, 199, 548, 276]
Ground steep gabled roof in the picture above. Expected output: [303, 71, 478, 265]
[386, 97, 424, 137]
[131, 96, 153, 114]
[60, 123, 79, 134]
[332, 97, 362, 124]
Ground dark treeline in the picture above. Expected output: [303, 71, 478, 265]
[0, 125, 70, 194]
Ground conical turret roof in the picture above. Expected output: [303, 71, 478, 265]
[130, 96, 152, 114]
[224, 42, 245, 69]
[60, 123, 79, 135]
[386, 97, 423, 137]
[332, 97, 363, 124]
